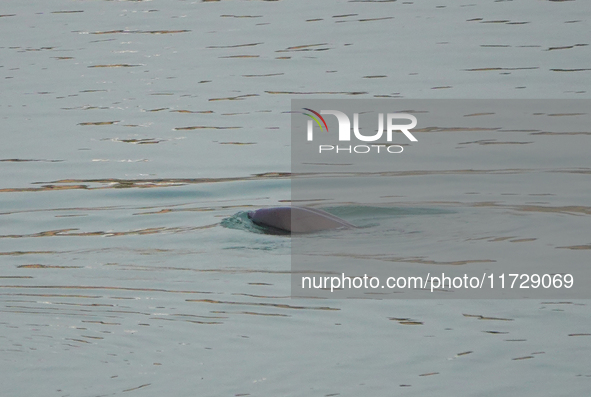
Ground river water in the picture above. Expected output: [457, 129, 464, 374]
[1, 0, 590, 396]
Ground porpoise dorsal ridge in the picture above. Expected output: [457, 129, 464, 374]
[247, 206, 355, 233]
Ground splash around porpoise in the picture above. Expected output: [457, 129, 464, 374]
[220, 206, 357, 235]
[220, 205, 454, 235]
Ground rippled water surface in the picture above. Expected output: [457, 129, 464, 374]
[1, 0, 590, 396]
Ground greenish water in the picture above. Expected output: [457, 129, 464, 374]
[1, 0, 590, 396]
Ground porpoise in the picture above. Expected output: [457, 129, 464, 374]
[247, 206, 356, 233]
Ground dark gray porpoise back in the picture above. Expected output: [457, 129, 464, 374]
[247, 207, 355, 233]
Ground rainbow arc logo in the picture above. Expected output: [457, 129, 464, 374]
[301, 108, 328, 133]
